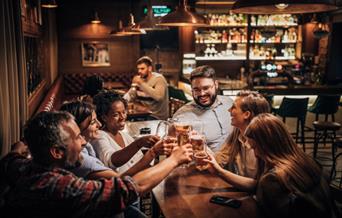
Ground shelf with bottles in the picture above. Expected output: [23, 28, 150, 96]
[250, 14, 298, 27]
[195, 43, 247, 61]
[250, 27, 298, 44]
[195, 28, 247, 44]
[204, 13, 248, 27]
[249, 44, 296, 61]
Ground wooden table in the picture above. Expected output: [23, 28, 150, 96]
[104, 81, 126, 90]
[152, 166, 259, 218]
[127, 102, 153, 121]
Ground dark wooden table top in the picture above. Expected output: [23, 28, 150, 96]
[104, 81, 126, 90]
[127, 102, 153, 120]
[152, 165, 258, 218]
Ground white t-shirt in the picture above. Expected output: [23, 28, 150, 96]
[91, 130, 144, 173]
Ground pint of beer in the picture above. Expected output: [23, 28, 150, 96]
[194, 151, 208, 171]
[174, 122, 191, 146]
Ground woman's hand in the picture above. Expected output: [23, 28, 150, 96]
[203, 152, 223, 174]
[136, 135, 160, 148]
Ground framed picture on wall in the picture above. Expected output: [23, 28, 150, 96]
[81, 42, 110, 67]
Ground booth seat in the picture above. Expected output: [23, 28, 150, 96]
[63, 72, 134, 95]
[36, 72, 134, 114]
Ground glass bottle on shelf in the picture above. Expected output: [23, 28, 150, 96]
[222, 30, 228, 43]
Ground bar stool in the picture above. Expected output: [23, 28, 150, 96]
[313, 121, 341, 158]
[330, 138, 342, 188]
[309, 95, 341, 158]
[308, 95, 341, 122]
[273, 97, 309, 151]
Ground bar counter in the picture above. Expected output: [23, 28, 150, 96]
[250, 84, 342, 95]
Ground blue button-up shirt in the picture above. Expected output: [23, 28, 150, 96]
[173, 95, 233, 152]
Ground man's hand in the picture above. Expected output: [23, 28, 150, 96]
[132, 75, 144, 85]
[169, 143, 193, 166]
[152, 138, 176, 156]
[11, 141, 31, 158]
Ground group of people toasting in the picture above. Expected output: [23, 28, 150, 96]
[0, 56, 339, 218]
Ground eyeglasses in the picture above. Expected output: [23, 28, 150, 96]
[192, 84, 215, 95]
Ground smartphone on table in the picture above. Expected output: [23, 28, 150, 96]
[209, 195, 242, 208]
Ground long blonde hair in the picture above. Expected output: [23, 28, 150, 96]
[245, 113, 322, 191]
[216, 91, 270, 167]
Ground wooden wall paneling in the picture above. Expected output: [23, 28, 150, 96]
[57, 0, 141, 75]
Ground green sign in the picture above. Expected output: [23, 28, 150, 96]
[143, 6, 172, 17]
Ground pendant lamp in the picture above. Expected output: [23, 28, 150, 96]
[41, 0, 58, 8]
[116, 14, 146, 35]
[110, 20, 130, 36]
[232, 0, 338, 14]
[158, 0, 208, 27]
[313, 23, 330, 38]
[91, 11, 101, 24]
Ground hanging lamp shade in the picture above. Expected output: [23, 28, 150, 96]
[158, 0, 208, 27]
[110, 20, 130, 36]
[231, 0, 338, 14]
[41, 0, 58, 8]
[313, 23, 330, 38]
[135, 0, 169, 31]
[114, 15, 146, 36]
[91, 11, 101, 24]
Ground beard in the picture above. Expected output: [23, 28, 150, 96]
[64, 153, 83, 170]
[194, 92, 217, 108]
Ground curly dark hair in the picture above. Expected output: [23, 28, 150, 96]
[83, 75, 104, 97]
[24, 111, 73, 165]
[93, 90, 127, 123]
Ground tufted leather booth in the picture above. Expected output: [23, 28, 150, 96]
[63, 72, 134, 95]
[36, 72, 134, 115]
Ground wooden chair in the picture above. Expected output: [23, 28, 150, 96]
[169, 97, 186, 117]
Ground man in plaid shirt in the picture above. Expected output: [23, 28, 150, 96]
[0, 111, 192, 217]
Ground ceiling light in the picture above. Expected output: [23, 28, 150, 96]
[232, 0, 338, 14]
[41, 0, 58, 8]
[112, 15, 146, 36]
[275, 3, 289, 10]
[313, 23, 330, 38]
[91, 11, 101, 24]
[158, 0, 208, 27]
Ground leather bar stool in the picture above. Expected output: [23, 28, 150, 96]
[308, 95, 340, 122]
[274, 97, 309, 151]
[310, 95, 341, 158]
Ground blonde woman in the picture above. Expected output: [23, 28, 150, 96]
[244, 113, 337, 218]
[215, 91, 270, 179]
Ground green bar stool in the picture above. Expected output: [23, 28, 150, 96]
[274, 97, 309, 151]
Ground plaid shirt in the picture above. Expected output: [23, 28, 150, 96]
[0, 153, 138, 218]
